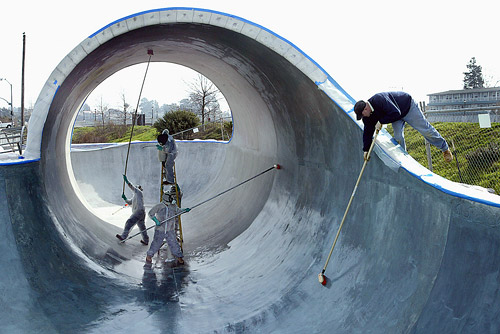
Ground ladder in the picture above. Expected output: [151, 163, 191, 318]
[160, 161, 184, 251]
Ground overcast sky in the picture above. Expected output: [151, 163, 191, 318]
[1, 0, 499, 112]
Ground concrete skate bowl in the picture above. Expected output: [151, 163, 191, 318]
[3, 7, 500, 334]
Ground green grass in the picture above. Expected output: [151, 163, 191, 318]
[109, 126, 158, 142]
[72, 122, 233, 143]
[387, 122, 500, 193]
[190, 122, 232, 141]
[72, 125, 158, 143]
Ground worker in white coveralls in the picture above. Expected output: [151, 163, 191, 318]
[116, 175, 149, 245]
[156, 129, 177, 185]
[146, 185, 189, 264]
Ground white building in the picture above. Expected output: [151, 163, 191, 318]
[427, 87, 500, 111]
[426, 87, 500, 123]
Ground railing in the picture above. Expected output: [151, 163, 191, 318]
[0, 126, 26, 155]
[426, 106, 500, 113]
[171, 116, 232, 141]
[425, 106, 500, 124]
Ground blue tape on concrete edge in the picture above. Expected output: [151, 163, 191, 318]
[88, 7, 355, 106]
[0, 158, 40, 166]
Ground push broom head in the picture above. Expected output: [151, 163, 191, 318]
[318, 273, 327, 286]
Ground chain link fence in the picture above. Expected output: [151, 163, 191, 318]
[171, 117, 233, 141]
[387, 110, 500, 194]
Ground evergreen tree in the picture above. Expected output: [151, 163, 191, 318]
[153, 109, 199, 136]
[463, 57, 485, 89]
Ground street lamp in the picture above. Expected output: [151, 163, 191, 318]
[0, 97, 11, 106]
[0, 78, 13, 122]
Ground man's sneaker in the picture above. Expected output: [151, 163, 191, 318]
[443, 149, 453, 163]
[140, 240, 148, 246]
[115, 234, 124, 241]
[145, 255, 153, 263]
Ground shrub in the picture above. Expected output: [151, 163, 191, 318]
[153, 109, 199, 136]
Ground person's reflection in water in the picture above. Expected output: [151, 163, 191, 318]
[141, 254, 190, 311]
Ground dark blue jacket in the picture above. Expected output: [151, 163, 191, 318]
[362, 92, 413, 151]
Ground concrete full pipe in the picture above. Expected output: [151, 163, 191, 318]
[1, 7, 500, 334]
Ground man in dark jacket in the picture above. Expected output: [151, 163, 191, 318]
[354, 91, 453, 162]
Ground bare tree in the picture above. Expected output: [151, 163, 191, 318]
[187, 74, 221, 130]
[121, 92, 130, 125]
[95, 95, 108, 126]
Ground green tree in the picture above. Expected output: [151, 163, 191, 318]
[153, 109, 199, 136]
[463, 57, 485, 89]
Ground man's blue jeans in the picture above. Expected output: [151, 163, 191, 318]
[392, 100, 449, 152]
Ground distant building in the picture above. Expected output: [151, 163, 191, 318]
[427, 87, 500, 111]
[426, 87, 500, 123]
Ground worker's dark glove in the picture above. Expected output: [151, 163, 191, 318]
[122, 194, 128, 201]
[156, 144, 163, 151]
[183, 208, 191, 213]
[123, 174, 129, 184]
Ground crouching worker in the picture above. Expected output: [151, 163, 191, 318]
[354, 91, 453, 162]
[146, 187, 189, 265]
[116, 175, 149, 245]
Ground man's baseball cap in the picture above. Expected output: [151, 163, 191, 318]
[354, 100, 366, 120]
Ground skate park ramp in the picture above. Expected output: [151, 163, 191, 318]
[2, 7, 500, 334]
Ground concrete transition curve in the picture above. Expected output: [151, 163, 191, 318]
[1, 7, 500, 334]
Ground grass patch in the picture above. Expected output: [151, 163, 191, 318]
[387, 122, 500, 193]
[72, 125, 158, 143]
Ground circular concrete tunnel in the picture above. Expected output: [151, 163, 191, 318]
[17, 7, 500, 334]
[30, 8, 356, 255]
[22, 8, 361, 332]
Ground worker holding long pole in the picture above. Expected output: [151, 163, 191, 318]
[318, 122, 381, 285]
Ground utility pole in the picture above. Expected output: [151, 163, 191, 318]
[21, 32, 26, 126]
